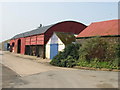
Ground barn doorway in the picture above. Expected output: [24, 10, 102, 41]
[17, 39, 21, 53]
[25, 45, 30, 55]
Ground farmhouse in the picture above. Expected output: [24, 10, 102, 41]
[76, 19, 120, 43]
[46, 32, 75, 59]
[10, 21, 87, 58]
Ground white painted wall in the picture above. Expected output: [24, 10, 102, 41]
[45, 33, 65, 59]
[58, 37, 65, 52]
[46, 39, 51, 59]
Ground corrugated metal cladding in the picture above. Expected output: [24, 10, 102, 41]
[10, 21, 87, 58]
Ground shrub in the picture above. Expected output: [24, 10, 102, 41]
[50, 43, 81, 67]
[50, 37, 120, 70]
[79, 37, 108, 62]
[78, 37, 120, 69]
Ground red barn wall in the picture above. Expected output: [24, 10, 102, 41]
[25, 37, 31, 45]
[10, 39, 15, 52]
[10, 38, 25, 54]
[31, 35, 37, 45]
[10, 21, 87, 57]
[25, 34, 44, 45]
[36, 34, 44, 45]
[20, 37, 25, 54]
[10, 39, 15, 45]
[44, 21, 87, 44]
[14, 39, 18, 53]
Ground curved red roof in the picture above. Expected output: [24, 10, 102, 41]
[77, 19, 120, 38]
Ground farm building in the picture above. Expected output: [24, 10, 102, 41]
[46, 32, 75, 59]
[10, 21, 87, 58]
[0, 40, 10, 51]
[76, 19, 120, 43]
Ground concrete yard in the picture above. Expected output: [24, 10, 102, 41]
[0, 51, 119, 88]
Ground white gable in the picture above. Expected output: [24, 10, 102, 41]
[50, 33, 58, 44]
[45, 32, 65, 59]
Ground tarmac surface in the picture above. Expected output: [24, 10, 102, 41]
[0, 51, 119, 88]
[1, 64, 21, 88]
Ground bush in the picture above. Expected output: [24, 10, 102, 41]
[50, 43, 81, 67]
[79, 37, 108, 62]
[78, 37, 120, 69]
[50, 37, 120, 70]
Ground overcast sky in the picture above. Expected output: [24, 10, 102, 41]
[1, 2, 118, 42]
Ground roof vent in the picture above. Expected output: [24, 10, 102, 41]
[38, 24, 42, 28]
[39, 24, 42, 27]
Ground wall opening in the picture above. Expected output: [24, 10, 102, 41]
[17, 39, 21, 53]
[25, 45, 44, 58]
[30, 45, 36, 56]
[7, 43, 10, 50]
[12, 42, 15, 47]
[25, 45, 30, 55]
[36, 45, 44, 58]
[10, 42, 15, 52]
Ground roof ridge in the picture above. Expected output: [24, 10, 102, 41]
[91, 19, 119, 24]
[77, 19, 119, 38]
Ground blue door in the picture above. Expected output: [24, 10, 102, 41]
[50, 44, 58, 59]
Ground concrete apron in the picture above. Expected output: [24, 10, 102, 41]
[1, 51, 76, 77]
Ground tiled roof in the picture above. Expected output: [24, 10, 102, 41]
[77, 19, 119, 38]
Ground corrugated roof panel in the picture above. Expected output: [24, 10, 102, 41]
[11, 25, 53, 39]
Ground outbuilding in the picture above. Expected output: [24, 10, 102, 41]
[10, 21, 87, 58]
[0, 40, 10, 51]
[46, 32, 75, 59]
[76, 19, 120, 43]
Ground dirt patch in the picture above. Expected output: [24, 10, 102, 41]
[74, 66, 120, 72]
[96, 83, 115, 88]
